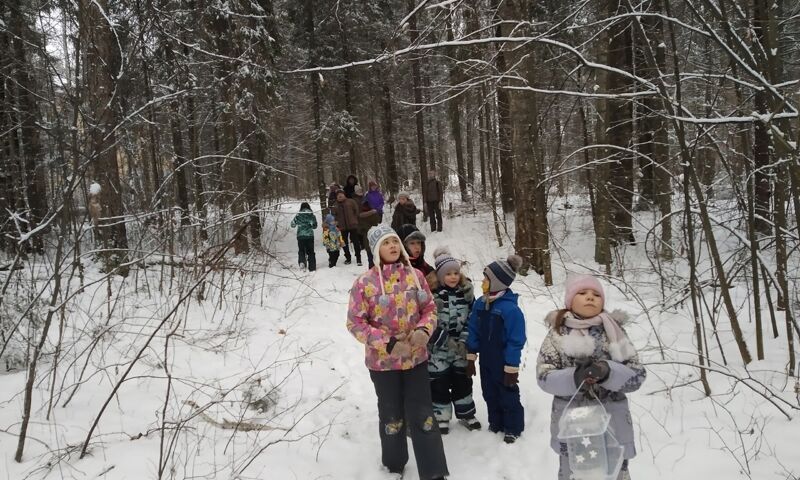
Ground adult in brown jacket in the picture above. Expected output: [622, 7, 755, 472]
[333, 190, 362, 265]
[424, 169, 444, 232]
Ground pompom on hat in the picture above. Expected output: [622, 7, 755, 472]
[433, 247, 460, 284]
[564, 274, 605, 310]
[484, 255, 523, 292]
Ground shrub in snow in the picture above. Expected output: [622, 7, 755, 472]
[1, 300, 45, 372]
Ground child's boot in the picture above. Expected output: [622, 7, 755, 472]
[459, 416, 482, 431]
[437, 420, 450, 435]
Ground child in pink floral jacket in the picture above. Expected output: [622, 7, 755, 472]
[347, 223, 449, 480]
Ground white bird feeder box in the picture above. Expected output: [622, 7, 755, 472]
[557, 403, 624, 480]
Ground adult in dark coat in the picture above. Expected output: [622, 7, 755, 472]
[344, 175, 359, 199]
[333, 190, 362, 265]
[424, 170, 444, 232]
[391, 192, 421, 232]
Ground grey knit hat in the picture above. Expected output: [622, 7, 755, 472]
[434, 247, 460, 284]
[368, 224, 409, 264]
[484, 255, 523, 292]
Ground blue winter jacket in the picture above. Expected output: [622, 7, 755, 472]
[466, 290, 526, 369]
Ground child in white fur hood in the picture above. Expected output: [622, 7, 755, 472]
[536, 274, 646, 480]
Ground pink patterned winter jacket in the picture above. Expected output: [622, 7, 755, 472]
[347, 262, 438, 371]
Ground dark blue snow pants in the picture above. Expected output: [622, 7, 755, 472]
[474, 307, 525, 436]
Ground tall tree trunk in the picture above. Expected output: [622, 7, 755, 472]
[605, 0, 635, 244]
[9, 0, 47, 252]
[341, 32, 358, 176]
[305, 0, 326, 214]
[504, 0, 552, 284]
[639, 0, 672, 256]
[169, 105, 190, 226]
[494, 21, 515, 214]
[591, 37, 613, 267]
[446, 19, 469, 202]
[407, 0, 429, 196]
[81, 0, 129, 274]
[185, 88, 207, 242]
[752, 0, 773, 235]
[381, 78, 399, 199]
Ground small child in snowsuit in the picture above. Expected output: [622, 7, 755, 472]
[400, 224, 434, 277]
[290, 202, 317, 271]
[466, 255, 526, 444]
[425, 247, 481, 434]
[536, 275, 646, 480]
[322, 214, 344, 268]
[346, 224, 449, 480]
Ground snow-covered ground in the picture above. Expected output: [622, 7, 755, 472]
[1, 195, 798, 479]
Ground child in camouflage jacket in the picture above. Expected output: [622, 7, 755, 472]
[425, 247, 481, 434]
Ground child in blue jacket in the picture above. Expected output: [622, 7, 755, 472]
[466, 254, 526, 444]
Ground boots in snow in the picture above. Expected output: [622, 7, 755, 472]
[459, 417, 482, 431]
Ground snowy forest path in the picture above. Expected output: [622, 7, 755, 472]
[272, 201, 560, 479]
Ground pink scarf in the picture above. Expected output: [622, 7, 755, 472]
[561, 312, 635, 362]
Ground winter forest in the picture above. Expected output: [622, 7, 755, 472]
[1, 0, 800, 478]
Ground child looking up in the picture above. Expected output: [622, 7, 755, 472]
[466, 255, 526, 444]
[426, 247, 480, 434]
[536, 274, 646, 480]
[346, 224, 449, 480]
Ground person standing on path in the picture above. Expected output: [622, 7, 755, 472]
[333, 190, 362, 265]
[537, 275, 646, 480]
[424, 170, 444, 232]
[344, 175, 359, 199]
[391, 192, 421, 232]
[327, 183, 341, 213]
[364, 180, 385, 218]
[289, 202, 317, 271]
[355, 185, 381, 268]
[466, 255, 527, 444]
[346, 224, 449, 480]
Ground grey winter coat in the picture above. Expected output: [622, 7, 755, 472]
[536, 310, 646, 459]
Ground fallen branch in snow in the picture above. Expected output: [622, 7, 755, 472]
[183, 400, 289, 432]
[0, 262, 24, 272]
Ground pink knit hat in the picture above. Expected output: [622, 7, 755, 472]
[564, 274, 604, 309]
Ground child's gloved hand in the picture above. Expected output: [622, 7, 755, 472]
[466, 359, 476, 377]
[573, 358, 594, 388]
[409, 328, 429, 348]
[454, 341, 467, 359]
[574, 359, 610, 387]
[503, 371, 519, 386]
[586, 360, 610, 383]
[387, 333, 411, 357]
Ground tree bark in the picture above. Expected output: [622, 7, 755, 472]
[407, 0, 429, 196]
[381, 78, 399, 199]
[304, 0, 326, 214]
[604, 0, 635, 244]
[81, 0, 129, 274]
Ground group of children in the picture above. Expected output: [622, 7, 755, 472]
[345, 222, 646, 480]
